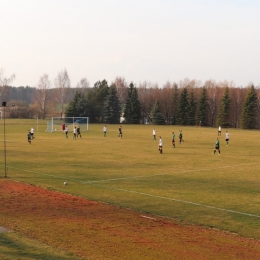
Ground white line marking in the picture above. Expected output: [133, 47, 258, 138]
[141, 215, 157, 220]
[92, 184, 260, 219]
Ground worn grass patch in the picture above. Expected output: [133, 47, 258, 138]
[1, 179, 260, 260]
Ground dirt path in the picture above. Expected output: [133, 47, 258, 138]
[1, 179, 260, 260]
[0, 227, 10, 233]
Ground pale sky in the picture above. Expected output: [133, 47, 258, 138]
[1, 0, 260, 88]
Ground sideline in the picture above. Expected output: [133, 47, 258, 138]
[4, 162, 260, 219]
[92, 183, 260, 219]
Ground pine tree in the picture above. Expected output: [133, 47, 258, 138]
[65, 91, 88, 117]
[103, 85, 121, 124]
[86, 80, 109, 122]
[176, 88, 189, 125]
[217, 87, 231, 128]
[124, 83, 141, 124]
[196, 87, 209, 126]
[187, 89, 197, 125]
[241, 85, 257, 129]
[151, 99, 165, 125]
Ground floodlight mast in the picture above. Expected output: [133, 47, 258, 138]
[0, 70, 16, 177]
[2, 102, 15, 178]
[2, 102, 7, 178]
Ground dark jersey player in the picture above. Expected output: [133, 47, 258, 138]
[213, 138, 220, 155]
[77, 126, 82, 138]
[118, 126, 122, 138]
[172, 132, 175, 148]
[179, 130, 184, 144]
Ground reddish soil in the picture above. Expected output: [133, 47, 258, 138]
[1, 179, 260, 260]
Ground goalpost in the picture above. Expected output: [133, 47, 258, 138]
[45, 117, 89, 132]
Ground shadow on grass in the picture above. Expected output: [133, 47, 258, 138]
[0, 233, 82, 260]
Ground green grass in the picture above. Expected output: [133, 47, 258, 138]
[1, 119, 260, 240]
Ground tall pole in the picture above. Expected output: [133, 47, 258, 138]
[2, 102, 7, 178]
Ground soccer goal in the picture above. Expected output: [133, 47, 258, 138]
[46, 117, 89, 132]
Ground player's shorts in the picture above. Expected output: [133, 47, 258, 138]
[215, 145, 219, 149]
[225, 139, 229, 141]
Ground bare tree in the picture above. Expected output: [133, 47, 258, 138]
[111, 77, 128, 105]
[230, 87, 247, 128]
[34, 74, 51, 119]
[54, 69, 70, 118]
[138, 81, 153, 123]
[138, 82, 148, 122]
[206, 80, 222, 127]
[148, 83, 161, 120]
[76, 78, 89, 93]
[0, 68, 15, 103]
[160, 82, 175, 124]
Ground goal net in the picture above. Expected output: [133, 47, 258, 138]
[46, 117, 89, 132]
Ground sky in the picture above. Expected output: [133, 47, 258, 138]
[1, 0, 260, 88]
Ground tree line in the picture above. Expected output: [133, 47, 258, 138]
[0, 68, 259, 129]
[65, 78, 259, 129]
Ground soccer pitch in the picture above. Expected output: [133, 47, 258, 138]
[2, 119, 260, 238]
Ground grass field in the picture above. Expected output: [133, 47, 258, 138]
[1, 119, 260, 258]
